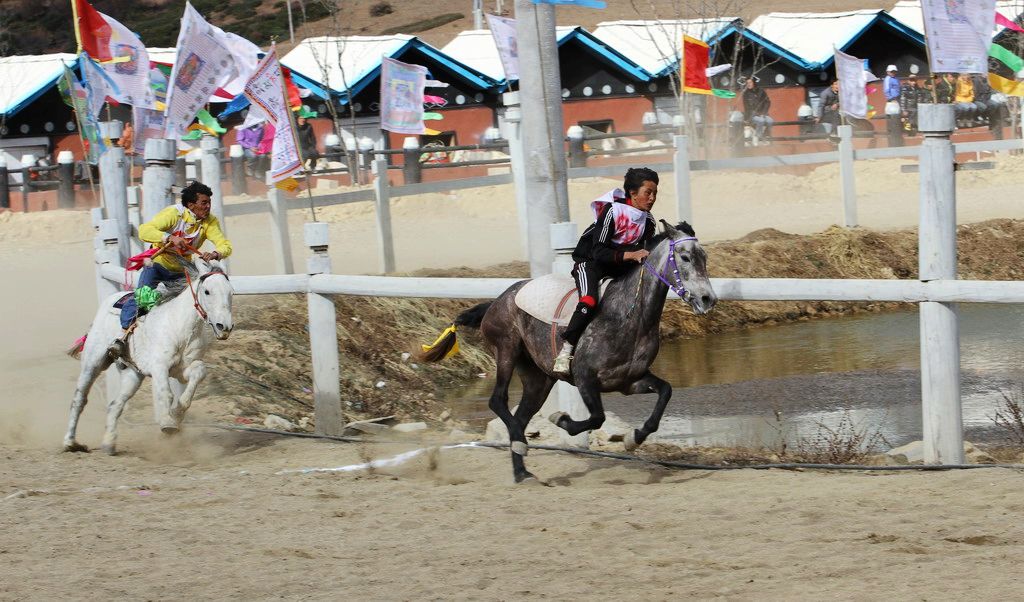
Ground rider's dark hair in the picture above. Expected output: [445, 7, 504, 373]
[181, 180, 213, 206]
[623, 167, 659, 196]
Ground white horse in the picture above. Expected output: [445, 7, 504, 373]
[64, 258, 234, 455]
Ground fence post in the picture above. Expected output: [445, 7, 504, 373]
[174, 156, 187, 187]
[57, 150, 75, 209]
[837, 124, 857, 228]
[501, 94, 531, 257]
[402, 137, 421, 184]
[542, 221, 589, 448]
[229, 144, 246, 195]
[96, 218, 123, 403]
[673, 134, 692, 224]
[358, 137, 374, 183]
[0, 156, 8, 210]
[201, 136, 224, 226]
[266, 184, 294, 274]
[567, 125, 586, 168]
[142, 139, 177, 221]
[305, 222, 343, 436]
[126, 186, 143, 256]
[99, 122, 129, 263]
[372, 159, 396, 273]
[917, 103, 963, 465]
[20, 154, 32, 212]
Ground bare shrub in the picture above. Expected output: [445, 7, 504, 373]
[794, 411, 890, 464]
[991, 385, 1024, 446]
[369, 2, 394, 17]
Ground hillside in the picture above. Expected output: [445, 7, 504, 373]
[2, 0, 888, 57]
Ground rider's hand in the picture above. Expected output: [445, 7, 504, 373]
[166, 234, 187, 252]
[201, 251, 220, 261]
[625, 250, 649, 263]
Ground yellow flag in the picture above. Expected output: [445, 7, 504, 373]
[275, 177, 301, 193]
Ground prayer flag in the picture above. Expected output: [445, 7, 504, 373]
[485, 13, 519, 80]
[132, 106, 165, 156]
[243, 45, 303, 184]
[834, 49, 868, 120]
[72, 1, 157, 108]
[989, 41, 1024, 95]
[921, 0, 997, 74]
[80, 53, 121, 120]
[681, 36, 712, 95]
[995, 12, 1024, 34]
[73, 0, 112, 60]
[380, 57, 427, 135]
[59, 64, 107, 164]
[164, 3, 240, 140]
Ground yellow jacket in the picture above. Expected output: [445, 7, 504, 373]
[138, 204, 232, 271]
[954, 78, 974, 104]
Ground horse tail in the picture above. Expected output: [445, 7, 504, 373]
[66, 334, 87, 360]
[419, 302, 493, 363]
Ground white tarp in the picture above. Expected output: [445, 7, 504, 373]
[441, 26, 575, 81]
[921, 0, 998, 73]
[747, 11, 881, 67]
[591, 19, 736, 75]
[0, 53, 77, 117]
[835, 48, 868, 119]
[280, 35, 412, 95]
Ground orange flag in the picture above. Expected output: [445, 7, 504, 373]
[681, 35, 712, 95]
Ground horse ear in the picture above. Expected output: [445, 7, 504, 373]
[678, 221, 696, 237]
[659, 219, 678, 235]
[193, 256, 211, 274]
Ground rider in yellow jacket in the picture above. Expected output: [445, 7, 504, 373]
[109, 181, 232, 358]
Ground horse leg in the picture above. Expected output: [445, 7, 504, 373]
[507, 361, 556, 470]
[488, 346, 536, 483]
[549, 375, 605, 436]
[101, 368, 144, 455]
[150, 368, 179, 434]
[170, 360, 206, 423]
[623, 373, 673, 451]
[63, 355, 112, 452]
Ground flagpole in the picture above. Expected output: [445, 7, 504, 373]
[918, 4, 940, 104]
[70, 0, 83, 53]
[62, 61, 99, 206]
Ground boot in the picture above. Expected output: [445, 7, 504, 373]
[552, 342, 574, 376]
[105, 329, 130, 362]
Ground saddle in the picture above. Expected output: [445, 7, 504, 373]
[514, 273, 612, 326]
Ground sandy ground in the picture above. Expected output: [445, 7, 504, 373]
[3, 155, 1024, 598]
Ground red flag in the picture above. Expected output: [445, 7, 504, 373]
[681, 35, 712, 95]
[281, 67, 302, 109]
[996, 12, 1024, 34]
[73, 0, 113, 61]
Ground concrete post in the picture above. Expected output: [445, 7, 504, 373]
[96, 218, 122, 403]
[266, 185, 295, 274]
[0, 156, 8, 210]
[917, 103, 963, 465]
[501, 96, 531, 256]
[673, 135, 692, 225]
[305, 222, 343, 436]
[543, 221, 589, 448]
[200, 136, 224, 230]
[837, 124, 857, 228]
[515, 0, 570, 277]
[229, 144, 246, 195]
[372, 159, 396, 273]
[142, 139, 177, 221]
[20, 154, 33, 212]
[402, 137, 421, 185]
[99, 126, 129, 263]
[567, 125, 586, 168]
[126, 186, 143, 256]
[174, 156, 187, 187]
[57, 150, 75, 209]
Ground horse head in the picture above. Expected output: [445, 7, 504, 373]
[656, 219, 717, 315]
[193, 258, 234, 340]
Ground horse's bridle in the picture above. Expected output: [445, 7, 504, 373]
[642, 237, 697, 302]
[184, 269, 229, 323]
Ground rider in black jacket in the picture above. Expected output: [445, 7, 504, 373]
[553, 167, 659, 375]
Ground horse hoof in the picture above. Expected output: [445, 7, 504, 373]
[101, 444, 117, 456]
[547, 411, 568, 427]
[62, 441, 89, 453]
[510, 441, 528, 456]
[623, 429, 639, 452]
[160, 425, 180, 436]
[514, 471, 541, 485]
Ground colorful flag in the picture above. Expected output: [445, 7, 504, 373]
[243, 45, 303, 184]
[132, 106, 165, 156]
[59, 64, 107, 164]
[834, 49, 868, 120]
[380, 57, 427, 134]
[681, 36, 711, 95]
[995, 12, 1024, 34]
[80, 53, 121, 120]
[486, 13, 519, 80]
[921, 0, 997, 74]
[164, 3, 240, 140]
[73, 0, 112, 60]
[72, 0, 156, 108]
[989, 42, 1024, 95]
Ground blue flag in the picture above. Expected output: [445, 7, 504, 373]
[531, 0, 606, 8]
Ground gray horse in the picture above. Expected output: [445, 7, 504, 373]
[428, 220, 716, 483]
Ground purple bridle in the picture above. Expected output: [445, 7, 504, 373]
[642, 236, 697, 301]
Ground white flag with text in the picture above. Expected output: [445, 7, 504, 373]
[243, 46, 302, 183]
[921, 0, 997, 74]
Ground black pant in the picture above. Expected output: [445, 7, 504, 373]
[563, 260, 629, 346]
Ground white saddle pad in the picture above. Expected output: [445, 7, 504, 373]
[514, 273, 611, 326]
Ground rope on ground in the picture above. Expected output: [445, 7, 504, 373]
[205, 423, 1024, 473]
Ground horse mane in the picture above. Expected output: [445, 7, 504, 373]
[151, 254, 200, 307]
[647, 220, 697, 248]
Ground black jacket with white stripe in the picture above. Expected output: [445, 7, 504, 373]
[571, 200, 657, 265]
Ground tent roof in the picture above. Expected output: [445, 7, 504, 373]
[0, 53, 78, 118]
[591, 19, 737, 77]
[441, 26, 649, 82]
[280, 34, 501, 101]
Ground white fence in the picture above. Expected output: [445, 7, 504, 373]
[92, 105, 1023, 465]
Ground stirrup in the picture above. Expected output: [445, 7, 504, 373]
[105, 338, 127, 362]
[552, 351, 573, 375]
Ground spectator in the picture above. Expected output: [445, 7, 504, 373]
[235, 122, 264, 177]
[295, 105, 319, 170]
[954, 73, 977, 126]
[972, 74, 996, 128]
[900, 73, 924, 133]
[817, 80, 840, 135]
[741, 77, 773, 144]
[933, 73, 956, 104]
[883, 65, 902, 146]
